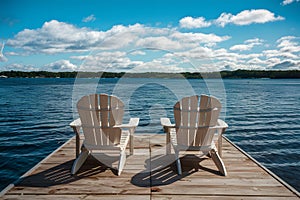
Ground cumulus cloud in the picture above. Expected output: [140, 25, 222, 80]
[6, 21, 149, 53]
[175, 46, 214, 59]
[73, 51, 142, 72]
[7, 20, 230, 55]
[282, 0, 300, 5]
[43, 60, 78, 71]
[7, 20, 106, 54]
[136, 36, 182, 50]
[134, 62, 185, 73]
[261, 36, 300, 62]
[1, 63, 36, 71]
[277, 36, 300, 53]
[82, 14, 96, 22]
[215, 9, 284, 27]
[230, 44, 253, 51]
[170, 32, 230, 47]
[129, 50, 146, 56]
[266, 37, 300, 70]
[5, 51, 19, 56]
[4, 19, 300, 72]
[179, 16, 211, 29]
[230, 38, 264, 51]
[271, 60, 299, 70]
[263, 49, 298, 59]
[247, 57, 267, 65]
[72, 50, 198, 72]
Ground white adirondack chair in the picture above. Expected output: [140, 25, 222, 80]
[70, 94, 139, 176]
[161, 95, 228, 176]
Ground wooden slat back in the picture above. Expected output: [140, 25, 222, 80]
[174, 95, 222, 147]
[77, 94, 124, 147]
[100, 94, 109, 127]
[110, 95, 124, 126]
[189, 96, 198, 146]
[199, 95, 221, 127]
[77, 95, 97, 146]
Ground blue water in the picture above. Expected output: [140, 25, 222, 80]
[0, 78, 299, 192]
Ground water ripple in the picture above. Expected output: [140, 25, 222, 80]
[0, 78, 299, 192]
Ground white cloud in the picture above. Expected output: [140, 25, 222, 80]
[5, 51, 19, 56]
[82, 14, 96, 22]
[170, 32, 230, 47]
[245, 38, 264, 44]
[230, 44, 254, 51]
[271, 60, 300, 70]
[1, 63, 36, 71]
[7, 20, 106, 54]
[215, 9, 284, 27]
[73, 50, 200, 72]
[262, 36, 300, 61]
[264, 49, 299, 59]
[7, 20, 231, 55]
[74, 51, 143, 71]
[282, 0, 300, 5]
[43, 60, 78, 71]
[5, 19, 300, 72]
[247, 57, 267, 66]
[175, 46, 214, 59]
[179, 16, 211, 29]
[131, 60, 184, 73]
[6, 21, 169, 54]
[129, 50, 146, 56]
[277, 36, 300, 53]
[136, 36, 182, 50]
[230, 38, 264, 51]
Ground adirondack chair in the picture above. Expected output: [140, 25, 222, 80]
[70, 94, 139, 176]
[161, 95, 228, 176]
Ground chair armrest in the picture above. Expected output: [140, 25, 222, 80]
[206, 119, 228, 130]
[160, 118, 175, 128]
[116, 118, 139, 155]
[128, 118, 139, 127]
[70, 118, 81, 128]
[217, 119, 228, 129]
[116, 118, 139, 128]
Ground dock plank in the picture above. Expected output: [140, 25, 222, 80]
[1, 134, 299, 199]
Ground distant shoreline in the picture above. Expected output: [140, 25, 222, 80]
[0, 69, 299, 79]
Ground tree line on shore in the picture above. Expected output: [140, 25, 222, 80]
[0, 69, 299, 79]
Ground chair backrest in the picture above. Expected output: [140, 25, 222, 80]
[174, 95, 222, 147]
[77, 94, 125, 147]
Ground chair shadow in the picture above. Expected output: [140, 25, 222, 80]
[16, 154, 119, 187]
[131, 154, 222, 187]
[16, 153, 222, 188]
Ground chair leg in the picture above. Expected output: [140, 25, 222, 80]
[71, 149, 89, 175]
[211, 149, 227, 176]
[174, 150, 182, 175]
[118, 150, 127, 176]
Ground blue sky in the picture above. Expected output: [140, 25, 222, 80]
[0, 0, 300, 72]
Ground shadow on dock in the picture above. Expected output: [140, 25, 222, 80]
[131, 154, 222, 187]
[2, 135, 299, 199]
[15, 157, 112, 187]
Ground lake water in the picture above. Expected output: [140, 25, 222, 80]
[0, 77, 299, 192]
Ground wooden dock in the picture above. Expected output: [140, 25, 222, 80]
[1, 134, 299, 199]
